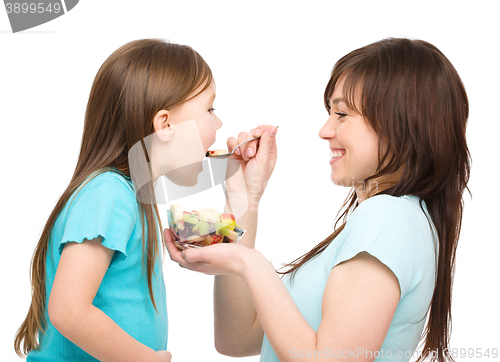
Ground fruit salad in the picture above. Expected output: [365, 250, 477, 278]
[167, 204, 245, 249]
[205, 149, 227, 157]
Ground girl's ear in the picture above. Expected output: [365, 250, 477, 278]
[153, 110, 175, 142]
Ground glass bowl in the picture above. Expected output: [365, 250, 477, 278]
[167, 210, 246, 249]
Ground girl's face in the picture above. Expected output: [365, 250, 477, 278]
[169, 82, 222, 153]
[151, 82, 222, 186]
[319, 77, 381, 191]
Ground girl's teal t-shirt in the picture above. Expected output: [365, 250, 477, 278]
[260, 194, 437, 362]
[27, 169, 168, 362]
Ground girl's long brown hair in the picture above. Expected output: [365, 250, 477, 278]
[14, 39, 213, 356]
[278, 38, 470, 362]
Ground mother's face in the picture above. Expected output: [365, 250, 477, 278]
[319, 77, 381, 189]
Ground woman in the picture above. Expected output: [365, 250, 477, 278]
[166, 37, 470, 362]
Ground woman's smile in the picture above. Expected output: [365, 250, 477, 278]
[329, 148, 346, 165]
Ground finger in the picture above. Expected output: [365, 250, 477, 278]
[179, 263, 194, 271]
[164, 229, 212, 273]
[164, 229, 185, 263]
[246, 125, 274, 158]
[227, 136, 239, 154]
[180, 261, 215, 275]
[243, 128, 263, 160]
[182, 246, 210, 264]
[251, 125, 274, 136]
[255, 126, 278, 161]
[157, 350, 172, 362]
[236, 131, 249, 159]
[227, 137, 244, 162]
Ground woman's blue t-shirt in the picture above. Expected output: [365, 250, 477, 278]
[27, 170, 168, 361]
[260, 194, 437, 361]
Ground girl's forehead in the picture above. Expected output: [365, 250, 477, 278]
[201, 84, 216, 102]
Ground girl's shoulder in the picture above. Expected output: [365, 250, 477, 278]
[66, 168, 137, 213]
[78, 168, 135, 198]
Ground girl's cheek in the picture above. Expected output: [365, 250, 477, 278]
[203, 126, 217, 148]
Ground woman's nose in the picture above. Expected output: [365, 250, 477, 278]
[319, 116, 336, 140]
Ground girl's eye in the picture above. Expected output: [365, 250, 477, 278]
[335, 111, 347, 119]
[208, 108, 216, 114]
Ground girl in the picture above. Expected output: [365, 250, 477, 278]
[166, 38, 471, 362]
[14, 38, 224, 361]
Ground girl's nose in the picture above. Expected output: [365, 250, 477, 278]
[215, 115, 222, 129]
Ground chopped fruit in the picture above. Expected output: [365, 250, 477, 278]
[209, 234, 223, 244]
[193, 220, 209, 235]
[216, 225, 230, 237]
[183, 213, 199, 225]
[215, 221, 231, 236]
[168, 205, 244, 249]
[206, 149, 227, 157]
[185, 235, 204, 243]
[221, 213, 236, 224]
[198, 208, 222, 222]
[170, 204, 182, 212]
[227, 229, 239, 241]
[169, 225, 180, 241]
[221, 213, 236, 230]
[201, 236, 213, 246]
[178, 225, 188, 239]
[170, 204, 183, 222]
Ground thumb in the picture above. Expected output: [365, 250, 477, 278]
[182, 248, 206, 263]
[256, 126, 278, 159]
[156, 350, 172, 361]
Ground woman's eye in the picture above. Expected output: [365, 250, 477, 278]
[335, 111, 347, 119]
[208, 108, 216, 114]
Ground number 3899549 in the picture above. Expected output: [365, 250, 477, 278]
[5, 3, 62, 14]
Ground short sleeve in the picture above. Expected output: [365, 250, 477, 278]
[331, 195, 429, 301]
[58, 172, 138, 268]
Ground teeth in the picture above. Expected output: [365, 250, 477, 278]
[330, 150, 344, 158]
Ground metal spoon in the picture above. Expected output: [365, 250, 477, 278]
[206, 126, 279, 158]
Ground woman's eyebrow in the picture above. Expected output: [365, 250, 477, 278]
[330, 98, 345, 105]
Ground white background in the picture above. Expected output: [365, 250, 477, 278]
[1, 1, 499, 361]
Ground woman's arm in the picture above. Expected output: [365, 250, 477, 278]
[49, 238, 167, 362]
[176, 244, 400, 362]
[212, 125, 277, 355]
[244, 251, 400, 361]
[213, 208, 264, 356]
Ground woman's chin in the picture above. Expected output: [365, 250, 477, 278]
[330, 174, 345, 187]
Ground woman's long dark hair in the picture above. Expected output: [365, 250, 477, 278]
[14, 39, 213, 356]
[278, 38, 471, 362]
